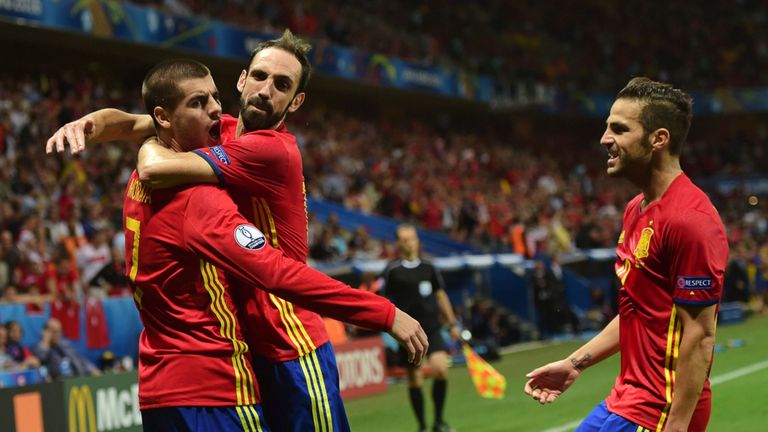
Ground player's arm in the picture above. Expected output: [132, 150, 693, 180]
[664, 210, 727, 431]
[137, 132, 286, 190]
[137, 138, 216, 188]
[190, 132, 289, 191]
[46, 109, 154, 154]
[664, 303, 717, 432]
[183, 187, 429, 362]
[524, 315, 620, 404]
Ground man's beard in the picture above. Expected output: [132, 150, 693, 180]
[239, 95, 290, 131]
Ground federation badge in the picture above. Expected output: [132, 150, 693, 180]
[633, 227, 654, 260]
[234, 224, 266, 250]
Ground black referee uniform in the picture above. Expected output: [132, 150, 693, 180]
[381, 258, 447, 365]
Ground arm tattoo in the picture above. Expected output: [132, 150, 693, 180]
[570, 353, 592, 371]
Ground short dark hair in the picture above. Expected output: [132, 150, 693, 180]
[616, 77, 693, 155]
[142, 59, 211, 129]
[248, 29, 312, 94]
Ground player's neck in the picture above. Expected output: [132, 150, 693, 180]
[158, 135, 184, 153]
[235, 117, 284, 138]
[638, 160, 683, 210]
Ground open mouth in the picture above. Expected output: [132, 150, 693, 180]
[209, 121, 221, 140]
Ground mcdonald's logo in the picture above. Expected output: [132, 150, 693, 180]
[69, 385, 97, 432]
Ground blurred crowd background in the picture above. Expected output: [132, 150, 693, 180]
[2, 0, 768, 373]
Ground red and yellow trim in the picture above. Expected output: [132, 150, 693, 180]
[251, 198, 333, 431]
[656, 305, 682, 431]
[200, 260, 258, 407]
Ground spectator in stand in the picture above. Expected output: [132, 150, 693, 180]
[0, 325, 14, 370]
[75, 228, 112, 290]
[4, 320, 40, 369]
[33, 318, 100, 380]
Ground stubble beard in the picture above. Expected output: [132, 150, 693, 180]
[239, 95, 290, 132]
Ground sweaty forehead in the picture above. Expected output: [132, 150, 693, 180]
[249, 48, 302, 79]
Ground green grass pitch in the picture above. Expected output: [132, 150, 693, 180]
[346, 313, 768, 431]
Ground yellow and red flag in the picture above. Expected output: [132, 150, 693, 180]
[462, 343, 507, 399]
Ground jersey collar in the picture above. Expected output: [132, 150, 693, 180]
[401, 258, 421, 269]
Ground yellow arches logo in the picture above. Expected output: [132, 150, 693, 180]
[69, 385, 97, 432]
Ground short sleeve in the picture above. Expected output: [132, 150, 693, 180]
[192, 132, 288, 192]
[667, 210, 728, 306]
[432, 265, 446, 292]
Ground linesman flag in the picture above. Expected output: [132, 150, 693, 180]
[462, 343, 507, 399]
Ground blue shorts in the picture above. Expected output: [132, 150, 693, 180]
[141, 405, 270, 432]
[252, 342, 350, 432]
[576, 401, 652, 432]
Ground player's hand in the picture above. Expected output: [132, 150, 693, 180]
[46, 116, 96, 154]
[389, 308, 429, 365]
[523, 359, 581, 404]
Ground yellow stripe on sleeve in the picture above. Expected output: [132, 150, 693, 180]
[656, 305, 680, 432]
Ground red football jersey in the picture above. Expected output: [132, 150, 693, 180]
[606, 174, 728, 431]
[123, 172, 395, 409]
[194, 115, 329, 362]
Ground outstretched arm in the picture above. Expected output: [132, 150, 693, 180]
[184, 187, 429, 363]
[663, 303, 717, 432]
[524, 315, 620, 404]
[46, 109, 154, 154]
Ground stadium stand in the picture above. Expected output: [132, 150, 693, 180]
[1, 5, 767, 429]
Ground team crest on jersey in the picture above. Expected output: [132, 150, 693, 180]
[419, 281, 433, 297]
[633, 227, 654, 259]
[676, 276, 712, 290]
[211, 145, 230, 165]
[234, 224, 266, 250]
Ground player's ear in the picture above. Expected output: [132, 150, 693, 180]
[237, 70, 247, 94]
[650, 128, 670, 151]
[287, 92, 305, 113]
[153, 106, 171, 130]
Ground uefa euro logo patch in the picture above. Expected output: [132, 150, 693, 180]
[211, 145, 231, 165]
[676, 276, 712, 290]
[234, 224, 266, 250]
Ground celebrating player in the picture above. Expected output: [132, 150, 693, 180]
[68, 58, 427, 431]
[523, 78, 728, 432]
[47, 30, 403, 431]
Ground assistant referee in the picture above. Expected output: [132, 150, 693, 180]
[381, 224, 460, 432]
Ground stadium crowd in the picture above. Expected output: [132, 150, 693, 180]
[1, 57, 768, 368]
[132, 0, 768, 91]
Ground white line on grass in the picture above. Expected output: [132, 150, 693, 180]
[542, 360, 768, 432]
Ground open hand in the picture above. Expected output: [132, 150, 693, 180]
[523, 359, 581, 404]
[388, 308, 429, 365]
[46, 116, 96, 154]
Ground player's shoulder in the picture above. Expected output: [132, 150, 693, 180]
[663, 174, 722, 223]
[181, 184, 235, 211]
